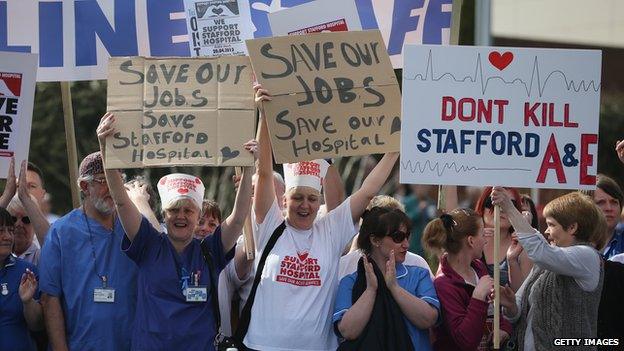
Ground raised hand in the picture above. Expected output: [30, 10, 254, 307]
[362, 255, 378, 292]
[506, 233, 524, 261]
[384, 250, 398, 291]
[243, 139, 259, 160]
[472, 275, 493, 302]
[0, 156, 16, 207]
[19, 268, 38, 303]
[96, 112, 116, 146]
[490, 186, 514, 213]
[253, 84, 272, 115]
[616, 139, 624, 164]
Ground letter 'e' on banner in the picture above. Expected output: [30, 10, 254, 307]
[105, 55, 255, 169]
[246, 30, 401, 163]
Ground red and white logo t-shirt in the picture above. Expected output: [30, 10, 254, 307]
[244, 198, 356, 351]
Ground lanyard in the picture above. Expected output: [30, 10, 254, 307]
[83, 209, 115, 288]
[171, 242, 203, 293]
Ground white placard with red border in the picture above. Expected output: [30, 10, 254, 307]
[0, 51, 38, 179]
[400, 45, 602, 190]
[268, 0, 362, 37]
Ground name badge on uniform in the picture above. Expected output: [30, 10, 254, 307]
[94, 288, 116, 303]
[185, 286, 207, 302]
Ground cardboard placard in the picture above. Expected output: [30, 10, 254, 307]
[400, 45, 602, 190]
[106, 56, 255, 169]
[246, 30, 401, 163]
[184, 0, 254, 57]
[0, 51, 38, 179]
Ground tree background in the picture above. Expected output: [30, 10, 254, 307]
[9, 0, 624, 217]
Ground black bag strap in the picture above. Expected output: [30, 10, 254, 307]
[200, 239, 221, 329]
[234, 221, 287, 343]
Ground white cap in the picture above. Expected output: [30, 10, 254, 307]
[157, 173, 204, 210]
[283, 160, 329, 192]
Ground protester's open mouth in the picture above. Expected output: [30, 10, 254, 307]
[297, 210, 310, 217]
[173, 222, 188, 228]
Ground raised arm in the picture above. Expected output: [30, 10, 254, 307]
[0, 156, 16, 208]
[220, 141, 255, 252]
[17, 161, 49, 243]
[322, 161, 345, 212]
[349, 152, 399, 222]
[253, 84, 275, 224]
[96, 112, 142, 241]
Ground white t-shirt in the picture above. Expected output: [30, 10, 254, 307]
[338, 249, 433, 280]
[218, 236, 252, 337]
[610, 252, 624, 264]
[244, 198, 355, 351]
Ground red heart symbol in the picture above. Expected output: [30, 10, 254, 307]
[159, 177, 167, 185]
[178, 188, 189, 194]
[488, 51, 513, 71]
[297, 251, 309, 262]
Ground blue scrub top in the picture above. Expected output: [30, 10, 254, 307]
[39, 209, 138, 351]
[333, 263, 440, 351]
[0, 255, 39, 351]
[123, 217, 234, 351]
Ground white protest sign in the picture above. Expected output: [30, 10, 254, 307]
[184, 0, 254, 57]
[268, 0, 361, 36]
[0, 51, 37, 179]
[400, 45, 602, 190]
[0, 0, 451, 81]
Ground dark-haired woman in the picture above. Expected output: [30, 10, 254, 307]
[333, 207, 439, 351]
[0, 207, 43, 351]
[423, 208, 512, 351]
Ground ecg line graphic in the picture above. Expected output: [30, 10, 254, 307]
[404, 50, 601, 98]
[401, 160, 531, 177]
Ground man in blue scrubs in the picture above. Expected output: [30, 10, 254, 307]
[39, 152, 138, 350]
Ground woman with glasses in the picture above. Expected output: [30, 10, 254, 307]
[475, 187, 533, 292]
[423, 208, 513, 351]
[0, 207, 43, 351]
[333, 207, 439, 350]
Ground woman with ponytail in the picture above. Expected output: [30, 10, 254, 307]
[423, 208, 513, 351]
[333, 207, 440, 351]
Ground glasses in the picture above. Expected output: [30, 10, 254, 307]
[91, 178, 107, 185]
[0, 226, 15, 235]
[11, 216, 31, 225]
[388, 230, 410, 243]
[484, 197, 518, 210]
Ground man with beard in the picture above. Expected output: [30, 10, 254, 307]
[38, 152, 138, 351]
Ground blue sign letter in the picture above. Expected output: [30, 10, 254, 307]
[75, 0, 138, 66]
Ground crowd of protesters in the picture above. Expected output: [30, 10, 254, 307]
[1, 84, 624, 351]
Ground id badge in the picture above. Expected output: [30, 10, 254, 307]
[93, 288, 116, 303]
[185, 286, 207, 302]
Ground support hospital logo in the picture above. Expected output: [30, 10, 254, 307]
[276, 251, 321, 286]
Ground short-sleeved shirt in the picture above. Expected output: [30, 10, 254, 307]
[0, 255, 39, 351]
[38, 209, 138, 351]
[244, 198, 356, 351]
[122, 217, 234, 351]
[333, 263, 440, 351]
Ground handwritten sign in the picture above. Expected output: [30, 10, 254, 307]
[400, 45, 602, 190]
[184, 0, 254, 57]
[0, 51, 37, 179]
[246, 30, 401, 163]
[106, 56, 255, 169]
